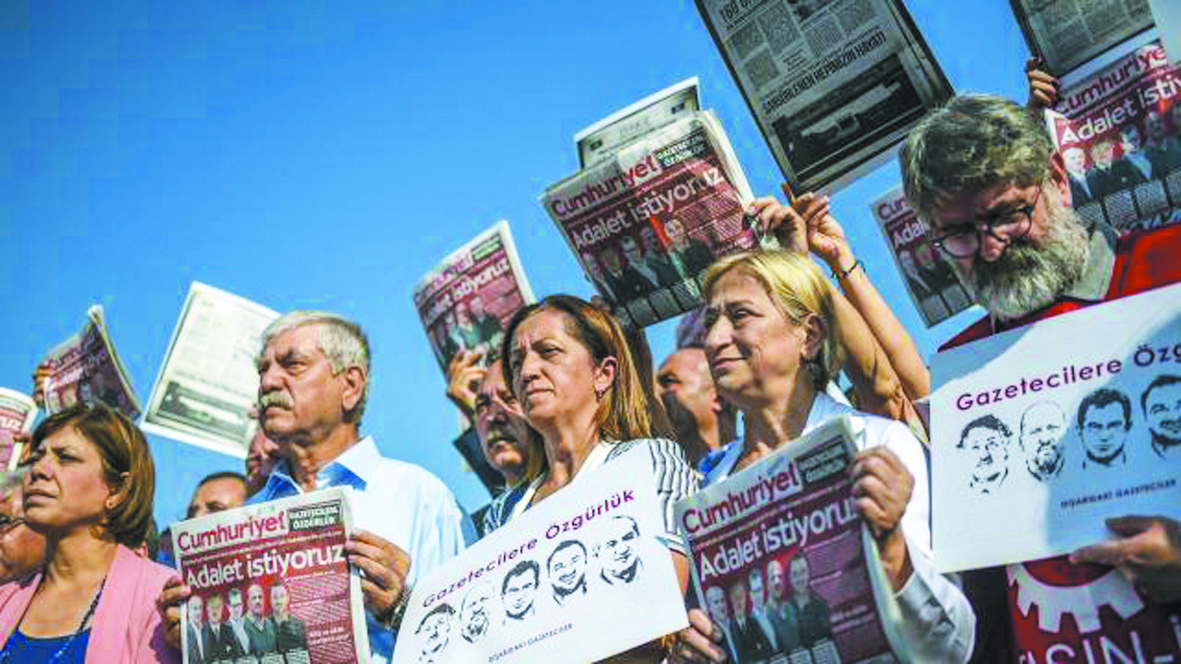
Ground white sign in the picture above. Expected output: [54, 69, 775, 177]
[392, 452, 687, 664]
[931, 283, 1181, 572]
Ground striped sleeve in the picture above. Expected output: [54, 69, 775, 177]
[607, 438, 702, 555]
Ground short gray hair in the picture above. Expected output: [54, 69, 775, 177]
[259, 311, 371, 426]
[900, 94, 1054, 224]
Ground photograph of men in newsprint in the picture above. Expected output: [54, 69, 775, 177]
[225, 587, 252, 657]
[702, 585, 740, 664]
[1145, 109, 1181, 174]
[748, 567, 791, 653]
[662, 217, 715, 277]
[727, 576, 774, 662]
[270, 581, 309, 656]
[581, 251, 620, 303]
[202, 592, 237, 661]
[186, 595, 208, 664]
[596, 515, 643, 586]
[459, 582, 496, 644]
[547, 539, 589, 606]
[245, 583, 278, 655]
[1076, 387, 1132, 469]
[1019, 401, 1068, 481]
[1087, 138, 1141, 201]
[500, 559, 540, 621]
[414, 604, 454, 664]
[787, 556, 831, 650]
[957, 414, 1012, 494]
[1142, 374, 1181, 459]
[1062, 146, 1095, 206]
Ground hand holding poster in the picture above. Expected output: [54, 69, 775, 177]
[413, 221, 534, 373]
[676, 416, 912, 663]
[869, 186, 974, 327]
[142, 282, 279, 458]
[172, 487, 368, 664]
[0, 388, 36, 473]
[392, 452, 687, 664]
[930, 282, 1181, 573]
[38, 305, 141, 418]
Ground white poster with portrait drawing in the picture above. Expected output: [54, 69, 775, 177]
[930, 282, 1181, 573]
[391, 451, 687, 664]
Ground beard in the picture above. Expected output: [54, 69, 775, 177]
[953, 194, 1090, 320]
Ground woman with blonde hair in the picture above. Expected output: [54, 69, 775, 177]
[670, 244, 974, 663]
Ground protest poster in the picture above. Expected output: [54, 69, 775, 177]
[574, 78, 702, 169]
[1010, 0, 1154, 78]
[39, 305, 141, 419]
[694, 0, 952, 192]
[413, 221, 534, 373]
[930, 282, 1181, 573]
[0, 388, 36, 473]
[392, 452, 687, 664]
[172, 487, 368, 664]
[543, 110, 770, 329]
[142, 282, 279, 459]
[1045, 39, 1181, 234]
[869, 186, 973, 327]
[676, 416, 911, 663]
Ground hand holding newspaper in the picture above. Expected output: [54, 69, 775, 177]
[171, 487, 369, 664]
[676, 416, 912, 663]
[38, 305, 141, 418]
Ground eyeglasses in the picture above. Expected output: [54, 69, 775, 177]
[932, 185, 1042, 258]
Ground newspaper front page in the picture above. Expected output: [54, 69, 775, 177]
[1046, 40, 1181, 234]
[575, 78, 702, 169]
[695, 0, 952, 192]
[869, 186, 973, 327]
[1010, 0, 1154, 77]
[677, 416, 910, 663]
[142, 283, 279, 459]
[930, 282, 1181, 573]
[40, 305, 141, 418]
[413, 221, 534, 373]
[392, 452, 687, 664]
[173, 487, 368, 664]
[0, 388, 36, 473]
[544, 110, 767, 329]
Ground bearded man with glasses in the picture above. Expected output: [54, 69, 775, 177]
[902, 94, 1181, 662]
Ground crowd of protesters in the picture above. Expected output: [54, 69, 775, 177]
[0, 56, 1180, 664]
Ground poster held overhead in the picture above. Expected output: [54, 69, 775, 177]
[39, 305, 141, 419]
[0, 388, 37, 473]
[1010, 0, 1154, 78]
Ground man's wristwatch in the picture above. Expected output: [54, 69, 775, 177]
[380, 582, 413, 631]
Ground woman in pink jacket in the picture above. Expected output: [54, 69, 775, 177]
[0, 402, 179, 663]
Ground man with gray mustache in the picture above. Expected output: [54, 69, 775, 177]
[160, 311, 469, 663]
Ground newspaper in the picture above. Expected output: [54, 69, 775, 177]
[392, 452, 686, 664]
[0, 388, 36, 473]
[574, 78, 702, 169]
[869, 186, 973, 327]
[142, 282, 279, 459]
[930, 282, 1181, 573]
[173, 487, 368, 664]
[695, 0, 952, 192]
[1010, 0, 1154, 77]
[543, 110, 768, 329]
[413, 221, 534, 373]
[1045, 39, 1181, 234]
[676, 416, 910, 663]
[39, 305, 141, 418]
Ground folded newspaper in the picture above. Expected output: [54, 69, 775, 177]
[1010, 0, 1154, 77]
[544, 108, 770, 329]
[142, 282, 279, 459]
[413, 221, 534, 374]
[39, 305, 141, 418]
[0, 388, 37, 473]
[172, 487, 368, 664]
[676, 416, 911, 663]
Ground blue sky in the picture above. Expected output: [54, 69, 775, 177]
[0, 0, 1037, 526]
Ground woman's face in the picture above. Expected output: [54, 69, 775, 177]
[509, 309, 608, 428]
[23, 426, 116, 535]
[704, 269, 811, 408]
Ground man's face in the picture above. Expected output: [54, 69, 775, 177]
[207, 595, 224, 624]
[461, 584, 493, 636]
[475, 360, 532, 480]
[1092, 142, 1115, 169]
[640, 227, 663, 255]
[1121, 125, 1143, 153]
[1021, 404, 1066, 474]
[600, 518, 640, 579]
[705, 586, 729, 622]
[548, 544, 587, 594]
[898, 251, 919, 279]
[248, 585, 265, 618]
[664, 218, 687, 248]
[601, 247, 623, 274]
[1063, 148, 1086, 176]
[657, 349, 718, 444]
[187, 596, 204, 627]
[583, 253, 605, 281]
[502, 569, 538, 618]
[1080, 402, 1129, 461]
[964, 424, 1008, 488]
[767, 561, 785, 602]
[789, 558, 810, 596]
[257, 324, 352, 444]
[620, 237, 644, 266]
[470, 297, 487, 318]
[748, 572, 765, 611]
[728, 583, 748, 620]
[228, 592, 244, 620]
[1146, 112, 1167, 141]
[419, 612, 451, 656]
[188, 477, 247, 519]
[1145, 382, 1181, 442]
[270, 585, 289, 616]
